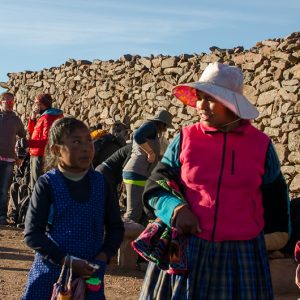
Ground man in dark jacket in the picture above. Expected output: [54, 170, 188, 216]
[95, 143, 132, 216]
[26, 93, 63, 189]
[0, 92, 26, 224]
[95, 143, 132, 188]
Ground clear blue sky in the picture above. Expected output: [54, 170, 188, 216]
[0, 0, 299, 93]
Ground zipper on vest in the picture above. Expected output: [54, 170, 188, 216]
[211, 132, 227, 241]
[231, 150, 235, 175]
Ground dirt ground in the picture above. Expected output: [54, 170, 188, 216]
[2, 224, 300, 300]
[0, 225, 144, 300]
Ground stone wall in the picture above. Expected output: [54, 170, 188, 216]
[1, 32, 300, 197]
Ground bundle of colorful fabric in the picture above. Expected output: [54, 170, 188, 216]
[132, 218, 188, 274]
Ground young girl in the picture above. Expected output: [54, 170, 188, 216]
[22, 117, 124, 299]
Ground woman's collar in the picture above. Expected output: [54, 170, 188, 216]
[200, 120, 250, 134]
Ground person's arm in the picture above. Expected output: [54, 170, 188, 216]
[24, 176, 67, 264]
[134, 122, 157, 162]
[262, 141, 290, 250]
[101, 144, 132, 172]
[17, 117, 26, 138]
[95, 177, 124, 263]
[143, 134, 180, 211]
[144, 134, 200, 234]
[27, 118, 36, 137]
[95, 144, 133, 185]
[27, 117, 49, 148]
[143, 134, 182, 224]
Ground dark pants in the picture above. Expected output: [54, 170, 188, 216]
[8, 182, 28, 222]
[30, 156, 44, 190]
[0, 160, 14, 217]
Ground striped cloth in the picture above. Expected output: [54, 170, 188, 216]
[139, 232, 273, 300]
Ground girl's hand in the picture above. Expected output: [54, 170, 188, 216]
[72, 259, 96, 278]
[174, 206, 201, 235]
[295, 264, 300, 288]
[31, 104, 39, 119]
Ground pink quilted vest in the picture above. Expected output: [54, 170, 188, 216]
[180, 121, 270, 241]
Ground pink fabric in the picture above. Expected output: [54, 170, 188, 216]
[179, 121, 270, 241]
[0, 155, 15, 162]
[295, 241, 300, 263]
[173, 86, 198, 107]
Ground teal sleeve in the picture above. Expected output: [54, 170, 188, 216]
[149, 192, 185, 227]
[161, 133, 181, 169]
[149, 133, 183, 226]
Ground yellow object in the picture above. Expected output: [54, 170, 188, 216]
[57, 292, 71, 300]
[123, 179, 146, 187]
[90, 129, 108, 140]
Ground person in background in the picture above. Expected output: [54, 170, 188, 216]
[122, 109, 173, 224]
[110, 121, 129, 146]
[7, 141, 30, 224]
[22, 117, 124, 299]
[91, 123, 125, 168]
[0, 92, 26, 225]
[95, 143, 132, 190]
[95, 143, 132, 214]
[139, 62, 289, 299]
[26, 93, 63, 189]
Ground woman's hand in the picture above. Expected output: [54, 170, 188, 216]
[295, 264, 300, 288]
[138, 142, 156, 163]
[147, 151, 156, 163]
[173, 205, 201, 235]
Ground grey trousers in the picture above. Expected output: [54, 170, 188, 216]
[123, 183, 145, 223]
[30, 156, 44, 190]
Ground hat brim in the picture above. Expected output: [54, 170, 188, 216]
[173, 82, 259, 120]
[148, 118, 174, 128]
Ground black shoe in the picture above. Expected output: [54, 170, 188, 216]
[17, 223, 25, 229]
[0, 216, 8, 225]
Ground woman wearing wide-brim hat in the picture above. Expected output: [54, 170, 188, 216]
[122, 109, 173, 224]
[139, 62, 289, 299]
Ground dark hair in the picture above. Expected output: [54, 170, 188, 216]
[153, 120, 167, 137]
[44, 117, 89, 171]
[0, 92, 14, 101]
[35, 93, 52, 108]
[90, 124, 103, 131]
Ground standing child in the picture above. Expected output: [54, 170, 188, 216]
[22, 117, 124, 300]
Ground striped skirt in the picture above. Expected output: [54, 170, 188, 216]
[139, 232, 273, 300]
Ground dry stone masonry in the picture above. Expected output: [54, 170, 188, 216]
[1, 32, 300, 197]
